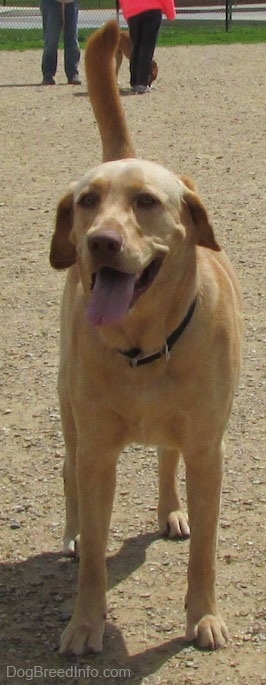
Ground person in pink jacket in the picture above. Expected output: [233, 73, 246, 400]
[120, 0, 176, 93]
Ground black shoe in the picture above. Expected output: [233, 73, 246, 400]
[68, 74, 81, 85]
[42, 76, 55, 85]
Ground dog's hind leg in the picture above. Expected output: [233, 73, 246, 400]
[157, 447, 190, 539]
[59, 394, 79, 557]
[115, 49, 123, 79]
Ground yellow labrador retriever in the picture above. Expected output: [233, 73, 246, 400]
[50, 21, 242, 655]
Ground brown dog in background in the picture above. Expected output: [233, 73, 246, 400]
[50, 20, 242, 656]
[115, 29, 158, 86]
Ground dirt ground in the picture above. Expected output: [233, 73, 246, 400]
[0, 41, 265, 685]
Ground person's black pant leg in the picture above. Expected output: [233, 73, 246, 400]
[137, 10, 162, 86]
[128, 14, 142, 87]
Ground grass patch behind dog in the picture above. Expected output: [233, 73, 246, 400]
[158, 20, 266, 45]
[0, 21, 265, 51]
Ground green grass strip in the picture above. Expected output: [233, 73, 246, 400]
[158, 20, 266, 45]
[0, 0, 115, 6]
[0, 22, 265, 51]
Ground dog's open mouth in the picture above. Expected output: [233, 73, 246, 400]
[87, 257, 163, 326]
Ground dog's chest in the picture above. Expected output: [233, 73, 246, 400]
[106, 366, 184, 445]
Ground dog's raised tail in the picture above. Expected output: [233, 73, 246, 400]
[85, 21, 135, 162]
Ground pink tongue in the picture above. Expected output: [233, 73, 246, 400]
[87, 268, 137, 326]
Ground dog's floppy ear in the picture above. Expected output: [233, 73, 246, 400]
[181, 176, 220, 251]
[50, 190, 77, 269]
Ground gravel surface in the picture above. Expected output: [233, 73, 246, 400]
[0, 42, 265, 684]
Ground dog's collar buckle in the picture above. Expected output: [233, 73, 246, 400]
[164, 341, 170, 363]
[129, 342, 170, 368]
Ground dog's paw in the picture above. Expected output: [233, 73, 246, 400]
[63, 534, 80, 558]
[59, 614, 105, 655]
[186, 614, 229, 650]
[159, 510, 190, 539]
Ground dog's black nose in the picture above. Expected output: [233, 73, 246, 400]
[88, 230, 123, 255]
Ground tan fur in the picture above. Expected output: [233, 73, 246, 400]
[115, 30, 159, 86]
[84, 22, 135, 162]
[50, 21, 242, 655]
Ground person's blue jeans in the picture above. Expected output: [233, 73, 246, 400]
[41, 0, 80, 81]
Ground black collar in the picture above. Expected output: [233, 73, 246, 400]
[120, 297, 197, 368]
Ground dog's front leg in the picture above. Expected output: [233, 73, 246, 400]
[59, 429, 122, 655]
[184, 442, 229, 650]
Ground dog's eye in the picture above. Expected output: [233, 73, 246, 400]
[135, 193, 159, 210]
[78, 192, 99, 209]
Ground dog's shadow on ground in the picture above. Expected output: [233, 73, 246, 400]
[0, 84, 138, 97]
[73, 89, 137, 99]
[1, 531, 188, 681]
[0, 82, 78, 89]
[108, 530, 158, 587]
